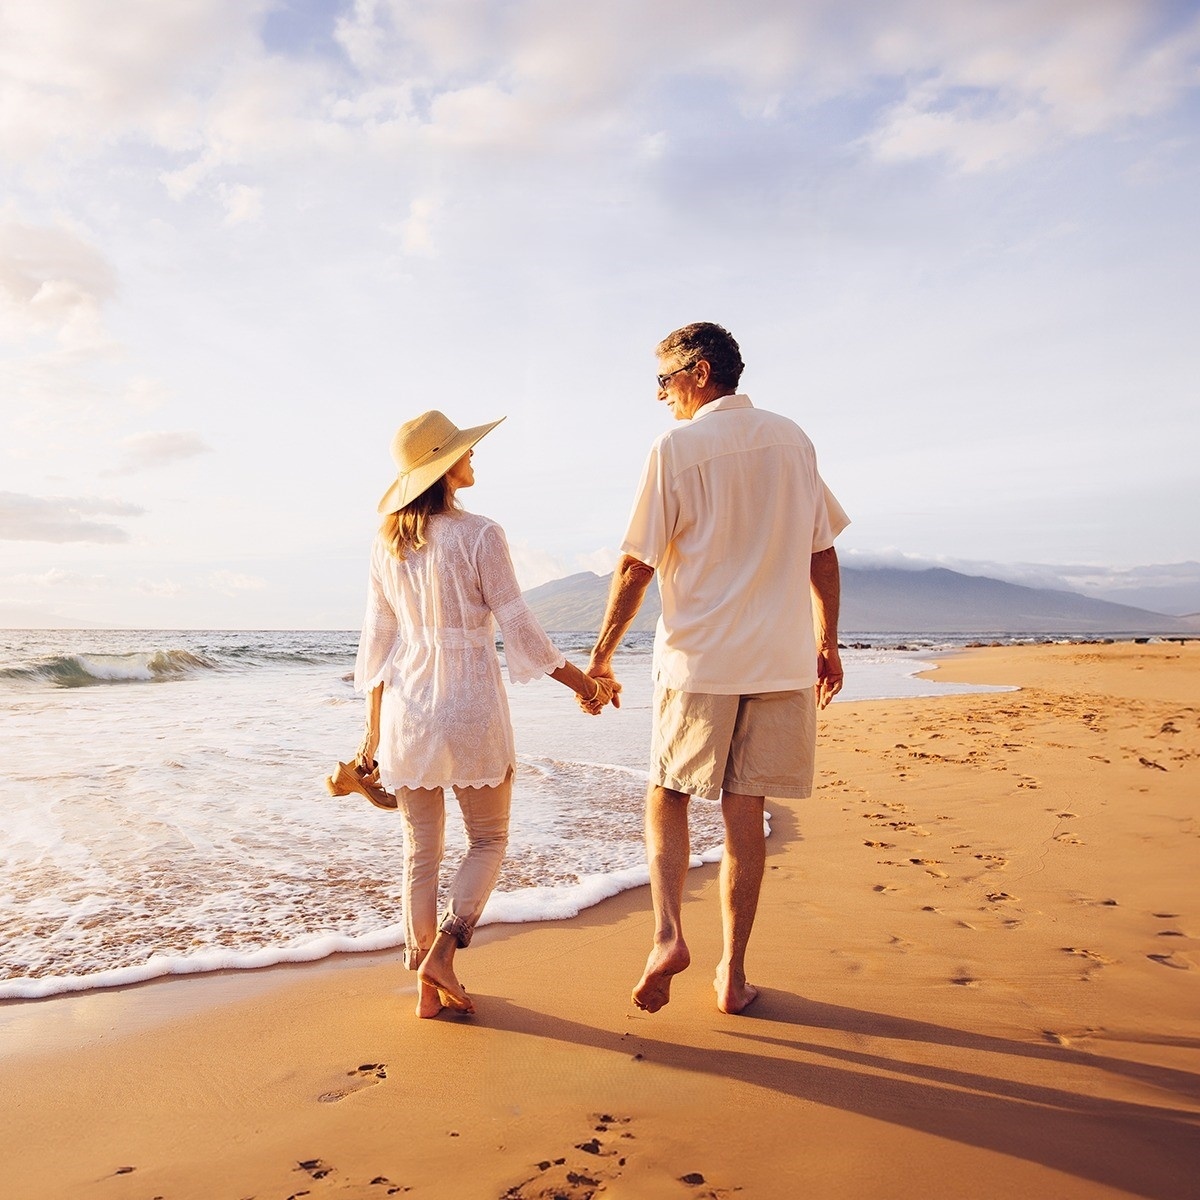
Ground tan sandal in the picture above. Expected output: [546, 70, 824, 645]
[325, 759, 397, 810]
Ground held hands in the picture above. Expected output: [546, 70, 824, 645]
[577, 669, 622, 716]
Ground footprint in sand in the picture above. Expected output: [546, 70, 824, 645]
[967, 852, 1007, 870]
[1062, 947, 1116, 966]
[909, 858, 949, 878]
[317, 1062, 388, 1103]
[296, 1158, 334, 1181]
[1054, 832, 1083, 845]
[368, 1177, 412, 1195]
[1040, 1029, 1099, 1047]
[863, 840, 896, 849]
[1148, 952, 1193, 970]
[292, 1163, 410, 1196]
[502, 1114, 640, 1200]
[502, 1114, 734, 1200]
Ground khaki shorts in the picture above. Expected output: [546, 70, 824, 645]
[649, 684, 817, 801]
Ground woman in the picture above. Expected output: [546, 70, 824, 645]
[349, 410, 615, 1018]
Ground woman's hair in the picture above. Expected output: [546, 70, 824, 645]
[380, 474, 458, 560]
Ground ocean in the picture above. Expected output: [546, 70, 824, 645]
[0, 628, 1016, 1001]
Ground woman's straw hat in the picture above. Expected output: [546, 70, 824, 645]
[377, 410, 505, 513]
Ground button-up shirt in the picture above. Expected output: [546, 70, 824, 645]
[621, 393, 849, 694]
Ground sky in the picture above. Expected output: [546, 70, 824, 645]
[2, 0, 1198, 629]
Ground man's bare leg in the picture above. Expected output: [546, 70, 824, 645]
[714, 791, 766, 1014]
[632, 785, 692, 1012]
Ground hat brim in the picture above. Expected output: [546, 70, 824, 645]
[377, 416, 505, 514]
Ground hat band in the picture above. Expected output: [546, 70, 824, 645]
[398, 442, 448, 477]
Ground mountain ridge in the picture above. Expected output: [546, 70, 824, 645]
[523, 565, 1195, 634]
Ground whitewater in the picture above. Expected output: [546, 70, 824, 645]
[0, 629, 1013, 1000]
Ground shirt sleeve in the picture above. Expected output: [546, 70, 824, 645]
[475, 521, 566, 685]
[353, 537, 400, 693]
[619, 437, 676, 568]
[811, 478, 851, 553]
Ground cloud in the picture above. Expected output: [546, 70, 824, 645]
[0, 0, 262, 162]
[507, 540, 569, 590]
[862, 1, 1200, 171]
[135, 578, 183, 598]
[508, 542, 617, 590]
[5, 0, 1194, 240]
[9, 567, 102, 588]
[0, 215, 116, 349]
[0, 215, 133, 441]
[219, 182, 264, 226]
[208, 569, 267, 595]
[575, 547, 619, 577]
[397, 196, 438, 256]
[0, 492, 144, 543]
[102, 430, 213, 476]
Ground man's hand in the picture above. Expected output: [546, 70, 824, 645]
[578, 663, 622, 715]
[815, 645, 844, 710]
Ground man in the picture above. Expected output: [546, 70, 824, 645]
[585, 322, 848, 1015]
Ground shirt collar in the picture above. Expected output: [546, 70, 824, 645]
[693, 393, 752, 420]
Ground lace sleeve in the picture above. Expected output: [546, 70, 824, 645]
[475, 522, 566, 685]
[353, 538, 399, 693]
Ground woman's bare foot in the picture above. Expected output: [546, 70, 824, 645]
[631, 939, 690, 1012]
[714, 964, 759, 1014]
[415, 979, 444, 1019]
[417, 956, 474, 1014]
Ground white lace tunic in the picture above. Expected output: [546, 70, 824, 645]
[353, 511, 566, 791]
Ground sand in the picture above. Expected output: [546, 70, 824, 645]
[1, 641, 1196, 1200]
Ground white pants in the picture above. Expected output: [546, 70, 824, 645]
[397, 771, 512, 969]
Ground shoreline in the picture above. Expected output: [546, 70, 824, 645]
[2, 641, 1197, 1199]
[0, 639, 1007, 1006]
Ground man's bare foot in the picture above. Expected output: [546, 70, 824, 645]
[415, 979, 444, 1019]
[714, 965, 759, 1014]
[632, 940, 690, 1012]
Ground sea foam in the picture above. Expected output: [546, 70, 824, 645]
[0, 629, 1008, 1000]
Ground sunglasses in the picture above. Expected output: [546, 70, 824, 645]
[656, 361, 697, 389]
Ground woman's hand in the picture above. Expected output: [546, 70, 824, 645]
[356, 726, 380, 770]
[577, 672, 621, 716]
[357, 684, 383, 768]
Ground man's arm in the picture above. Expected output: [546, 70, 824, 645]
[810, 546, 843, 709]
[585, 554, 655, 707]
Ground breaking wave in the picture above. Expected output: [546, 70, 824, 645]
[0, 648, 220, 688]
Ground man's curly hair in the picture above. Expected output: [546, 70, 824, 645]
[655, 322, 744, 391]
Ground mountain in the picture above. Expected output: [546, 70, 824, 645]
[523, 566, 1191, 634]
[836, 567, 1187, 633]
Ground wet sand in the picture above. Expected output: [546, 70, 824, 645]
[1, 641, 1196, 1199]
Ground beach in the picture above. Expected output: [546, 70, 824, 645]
[1, 640, 1196, 1199]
